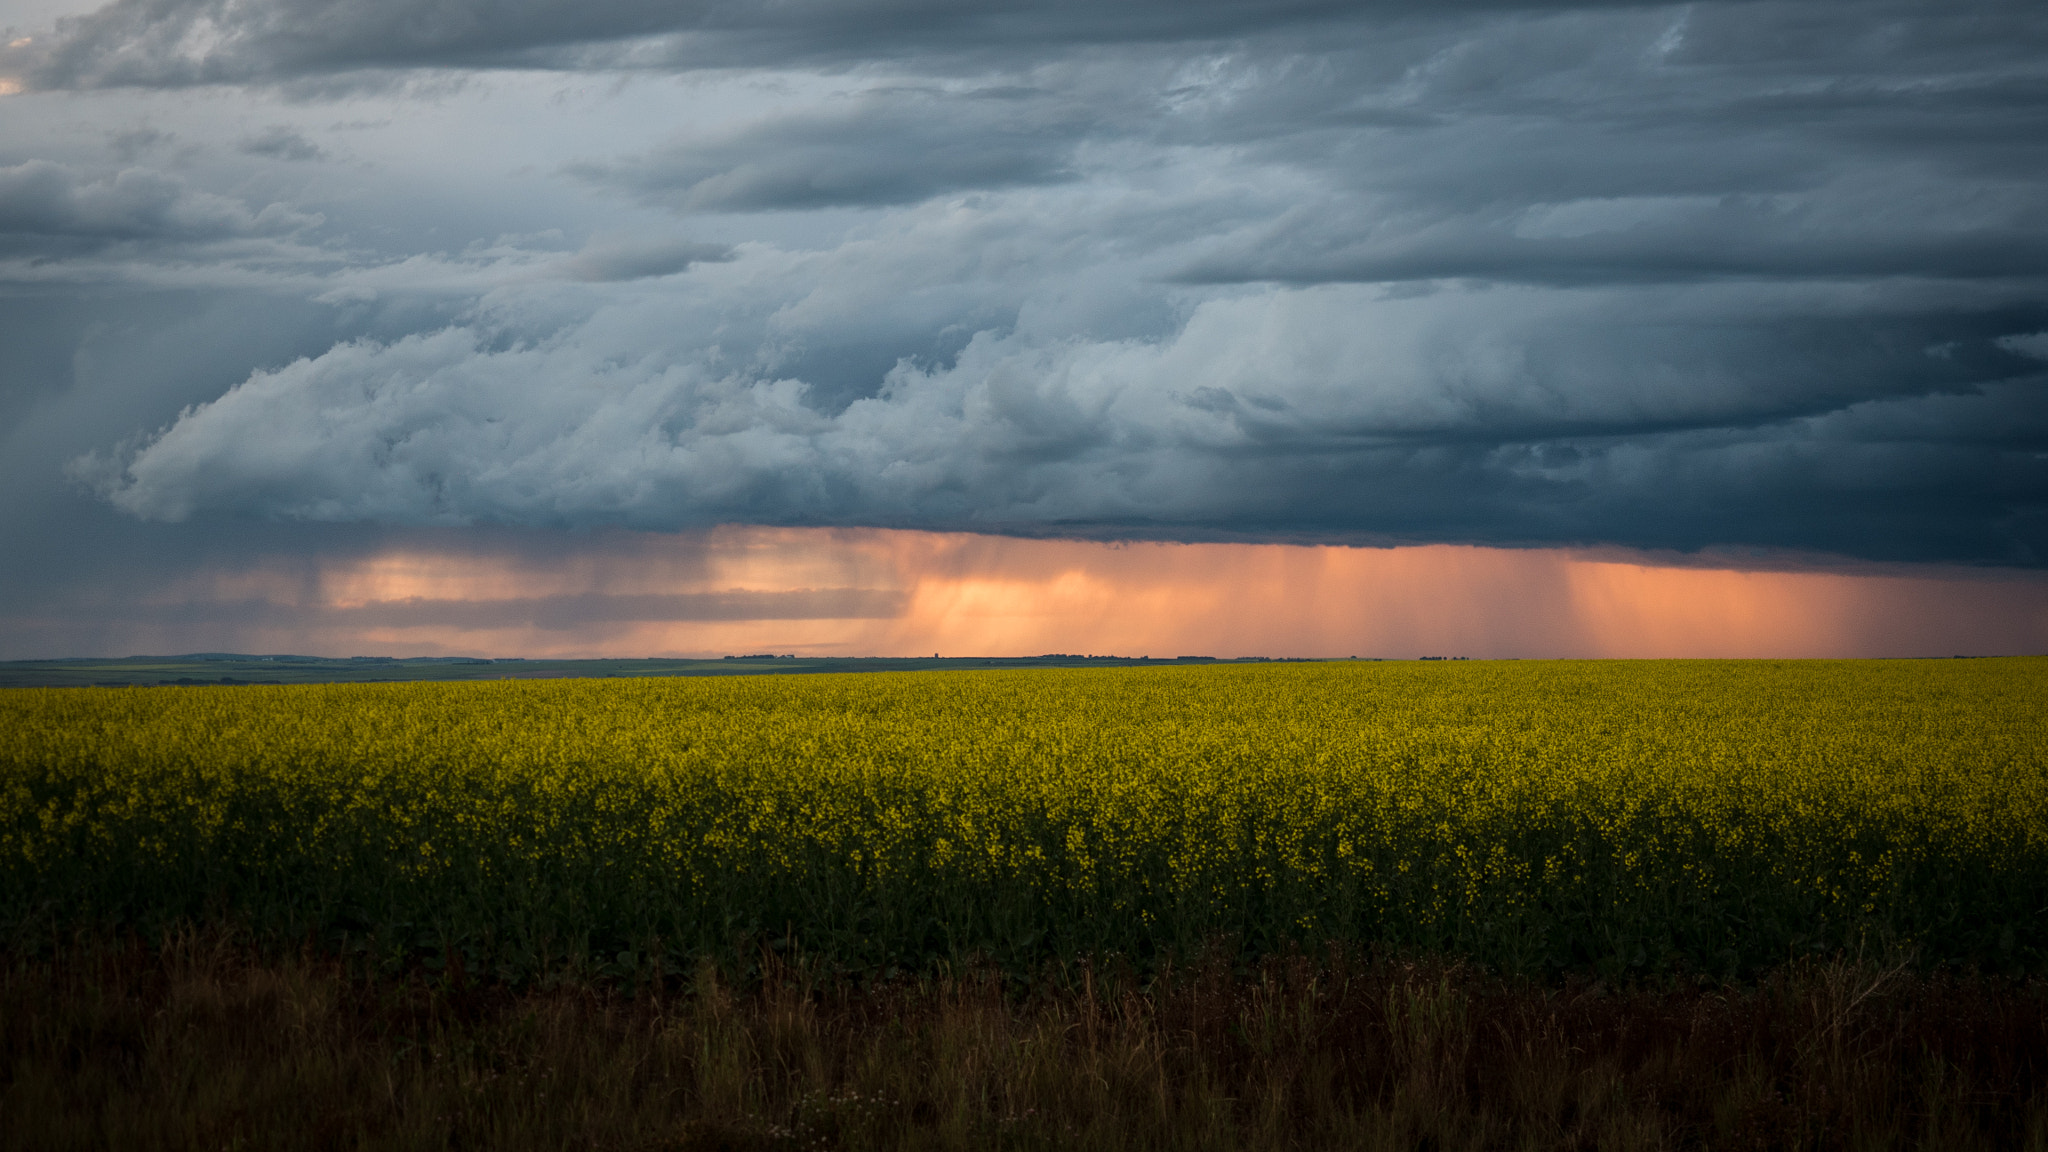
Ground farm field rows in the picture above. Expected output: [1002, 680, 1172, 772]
[4, 659, 2044, 978]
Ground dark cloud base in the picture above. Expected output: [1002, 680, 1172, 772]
[7, 0, 1673, 90]
[3, 0, 2047, 590]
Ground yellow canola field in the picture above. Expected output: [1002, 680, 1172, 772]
[3, 659, 2044, 976]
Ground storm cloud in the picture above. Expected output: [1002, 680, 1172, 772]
[73, 284, 2048, 563]
[580, 86, 1092, 212]
[7, 0, 1633, 89]
[236, 125, 325, 161]
[0, 159, 316, 244]
[562, 236, 734, 281]
[3, 0, 2046, 615]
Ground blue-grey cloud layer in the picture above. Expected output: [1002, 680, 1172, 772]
[3, 0, 2046, 581]
[6, 0, 1639, 88]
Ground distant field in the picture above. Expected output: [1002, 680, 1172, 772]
[0, 652, 1282, 688]
[3, 659, 2043, 978]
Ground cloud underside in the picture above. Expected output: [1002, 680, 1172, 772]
[0, 159, 316, 245]
[9, 0, 2048, 568]
[76, 289, 2048, 564]
[10, 0, 1655, 88]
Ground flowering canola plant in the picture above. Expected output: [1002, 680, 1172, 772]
[3, 659, 2043, 976]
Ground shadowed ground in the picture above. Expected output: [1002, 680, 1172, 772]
[5, 933, 2045, 1151]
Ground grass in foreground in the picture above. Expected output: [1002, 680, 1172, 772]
[5, 932, 2045, 1152]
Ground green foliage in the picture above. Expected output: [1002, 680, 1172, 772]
[3, 660, 2044, 977]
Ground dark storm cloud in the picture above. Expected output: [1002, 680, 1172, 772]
[0, 159, 318, 244]
[1148, 3, 2048, 291]
[581, 87, 1087, 212]
[106, 125, 173, 161]
[562, 236, 733, 281]
[10, 0, 2048, 574]
[1173, 209, 2048, 287]
[5, 0, 1646, 89]
[235, 125, 324, 161]
[68, 288, 2048, 564]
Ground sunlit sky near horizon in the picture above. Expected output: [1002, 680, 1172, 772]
[9, 527, 2046, 660]
[2, 0, 2045, 659]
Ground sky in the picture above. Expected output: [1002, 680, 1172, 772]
[1, 0, 2045, 659]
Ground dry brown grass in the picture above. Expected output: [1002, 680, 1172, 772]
[4, 931, 2046, 1151]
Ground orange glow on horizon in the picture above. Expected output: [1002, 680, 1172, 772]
[28, 526, 2032, 661]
